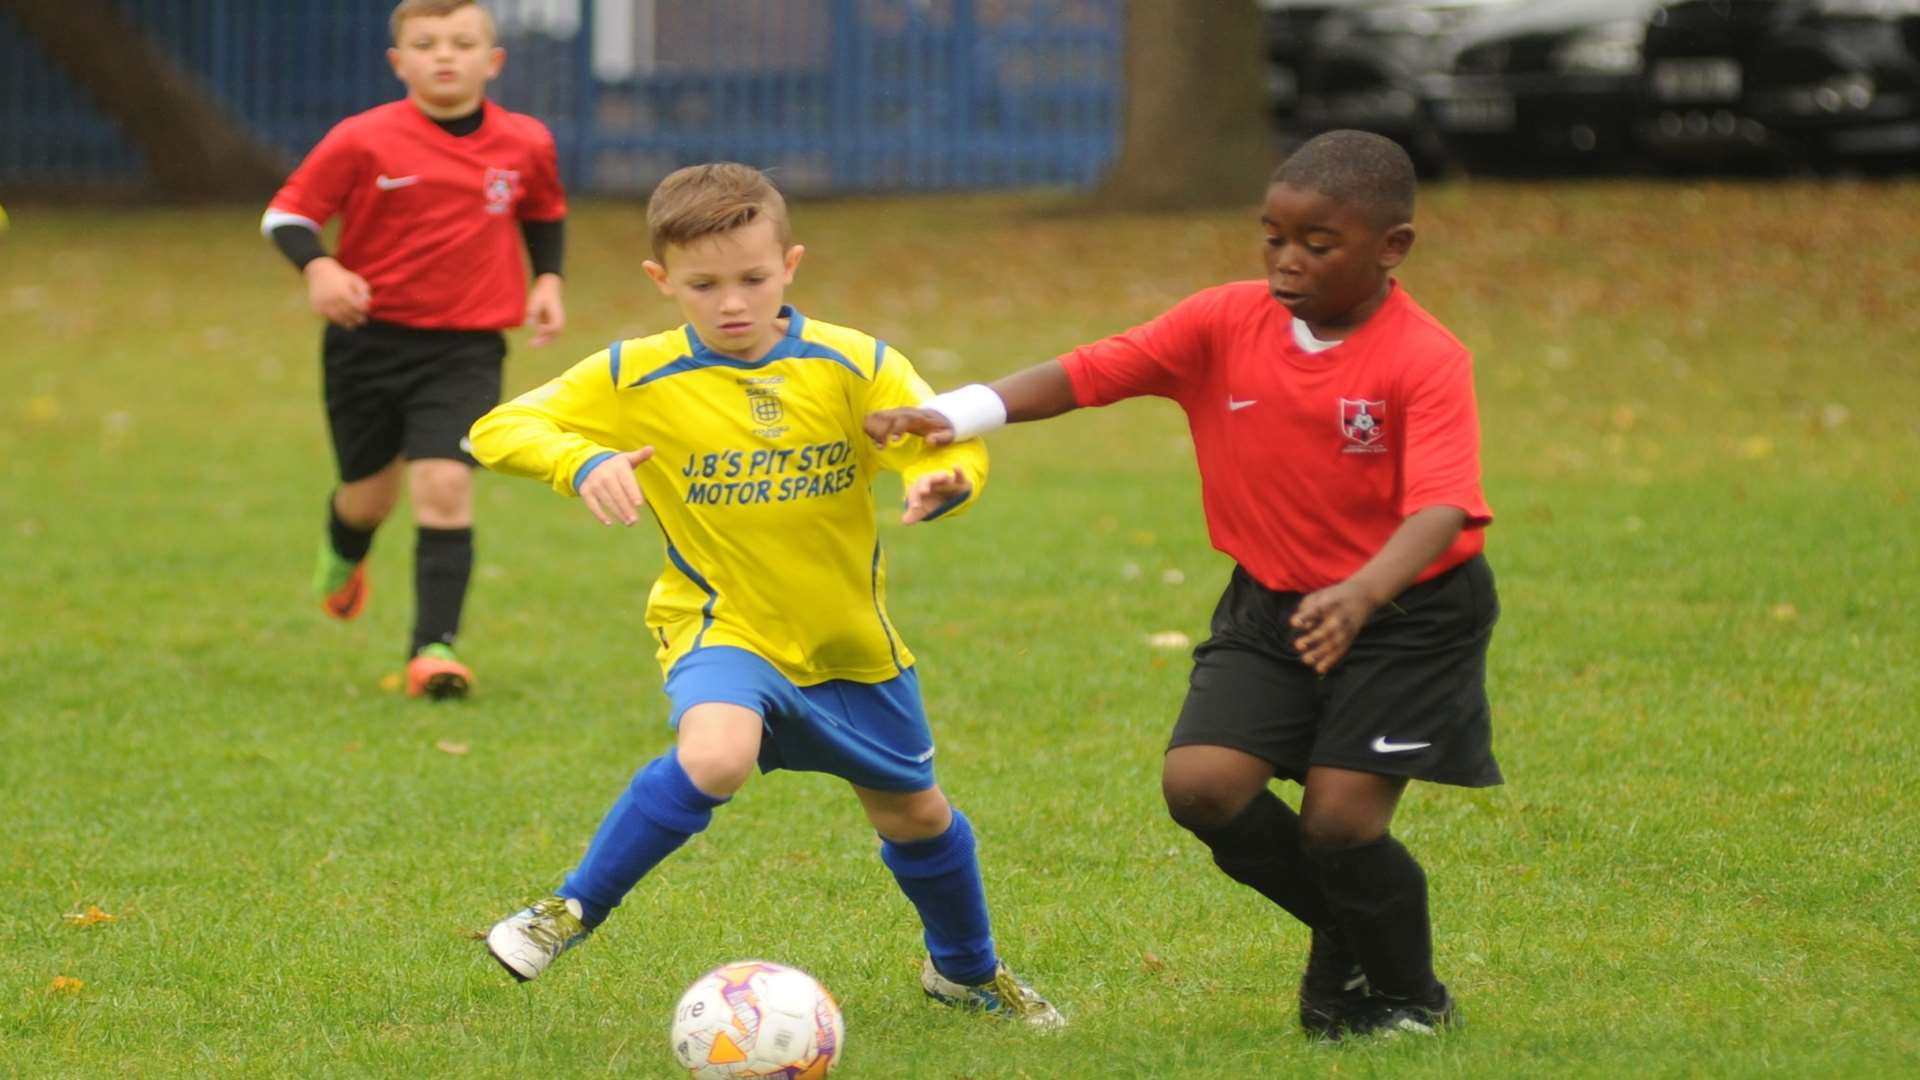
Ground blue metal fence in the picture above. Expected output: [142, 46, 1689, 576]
[0, 0, 1122, 195]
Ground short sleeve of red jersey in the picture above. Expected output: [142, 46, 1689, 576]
[516, 119, 567, 222]
[1057, 287, 1222, 406]
[1399, 348, 1493, 527]
[266, 121, 364, 228]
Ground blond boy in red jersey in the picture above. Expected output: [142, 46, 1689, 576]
[262, 0, 567, 697]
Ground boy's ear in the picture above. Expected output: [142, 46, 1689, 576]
[486, 46, 505, 80]
[1379, 223, 1415, 269]
[386, 47, 402, 81]
[782, 244, 806, 282]
[641, 260, 672, 294]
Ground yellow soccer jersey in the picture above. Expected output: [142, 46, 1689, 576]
[470, 306, 986, 686]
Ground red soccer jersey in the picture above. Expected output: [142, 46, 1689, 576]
[265, 100, 566, 331]
[1059, 280, 1492, 593]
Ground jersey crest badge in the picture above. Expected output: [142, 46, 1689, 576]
[747, 386, 784, 426]
[1339, 398, 1387, 453]
[482, 167, 520, 215]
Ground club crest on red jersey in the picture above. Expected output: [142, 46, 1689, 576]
[1339, 398, 1387, 453]
[482, 167, 520, 215]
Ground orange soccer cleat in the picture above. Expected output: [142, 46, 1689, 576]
[406, 643, 473, 700]
[314, 543, 369, 621]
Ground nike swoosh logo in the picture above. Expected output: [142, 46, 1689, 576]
[375, 174, 420, 190]
[1228, 397, 1258, 411]
[1371, 737, 1431, 753]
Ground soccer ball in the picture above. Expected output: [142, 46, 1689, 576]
[670, 960, 844, 1079]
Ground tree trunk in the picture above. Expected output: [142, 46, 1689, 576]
[3, 0, 287, 200]
[1089, 1, 1274, 211]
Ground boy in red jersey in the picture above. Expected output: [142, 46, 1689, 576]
[865, 130, 1499, 1039]
[261, 0, 567, 698]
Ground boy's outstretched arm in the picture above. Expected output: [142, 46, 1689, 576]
[469, 348, 652, 525]
[1290, 506, 1469, 674]
[864, 360, 1078, 449]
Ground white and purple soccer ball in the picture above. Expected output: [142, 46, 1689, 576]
[670, 960, 843, 1079]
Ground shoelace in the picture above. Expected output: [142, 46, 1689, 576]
[988, 968, 1051, 1018]
[521, 901, 585, 952]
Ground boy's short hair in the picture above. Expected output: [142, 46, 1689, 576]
[647, 163, 793, 261]
[1271, 130, 1416, 229]
[390, 0, 495, 44]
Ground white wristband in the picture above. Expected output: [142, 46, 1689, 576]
[923, 383, 1007, 441]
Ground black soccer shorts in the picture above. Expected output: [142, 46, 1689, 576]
[321, 320, 506, 482]
[1169, 555, 1503, 787]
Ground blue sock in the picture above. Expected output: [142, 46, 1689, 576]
[880, 809, 998, 985]
[558, 750, 726, 927]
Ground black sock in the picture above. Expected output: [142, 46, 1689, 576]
[327, 494, 375, 563]
[411, 526, 472, 656]
[1193, 789, 1336, 930]
[1305, 832, 1442, 1002]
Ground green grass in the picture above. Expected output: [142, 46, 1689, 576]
[2, 180, 1917, 1078]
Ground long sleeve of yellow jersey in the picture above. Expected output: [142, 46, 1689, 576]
[866, 343, 988, 518]
[469, 347, 631, 497]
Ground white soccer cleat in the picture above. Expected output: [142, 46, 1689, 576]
[920, 957, 1066, 1030]
[486, 895, 591, 982]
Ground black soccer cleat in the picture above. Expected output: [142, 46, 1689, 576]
[1343, 983, 1459, 1039]
[1298, 928, 1372, 1038]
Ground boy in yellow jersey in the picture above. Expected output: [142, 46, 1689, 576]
[470, 163, 1061, 1026]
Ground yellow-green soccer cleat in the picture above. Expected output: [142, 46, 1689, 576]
[313, 541, 368, 620]
[920, 957, 1066, 1029]
[486, 895, 592, 982]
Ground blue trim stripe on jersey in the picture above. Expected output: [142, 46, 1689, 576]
[608, 339, 624, 387]
[873, 339, 887, 373]
[869, 539, 905, 673]
[630, 307, 864, 386]
[572, 450, 618, 493]
[919, 488, 969, 522]
[665, 543, 719, 649]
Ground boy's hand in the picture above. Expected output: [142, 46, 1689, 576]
[1290, 580, 1382, 674]
[304, 257, 371, 329]
[864, 407, 956, 449]
[901, 467, 970, 525]
[525, 273, 565, 347]
[579, 448, 654, 526]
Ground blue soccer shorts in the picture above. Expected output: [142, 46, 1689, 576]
[663, 645, 936, 792]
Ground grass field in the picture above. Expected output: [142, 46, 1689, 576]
[3, 180, 1917, 1078]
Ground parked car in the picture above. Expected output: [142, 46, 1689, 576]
[1260, 0, 1370, 134]
[1442, 0, 1662, 172]
[1638, 0, 1920, 169]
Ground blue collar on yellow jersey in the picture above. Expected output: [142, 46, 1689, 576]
[614, 305, 867, 388]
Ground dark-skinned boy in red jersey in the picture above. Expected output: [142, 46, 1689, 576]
[865, 129, 1500, 1039]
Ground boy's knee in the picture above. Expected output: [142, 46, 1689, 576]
[871, 791, 953, 842]
[1162, 776, 1247, 833]
[409, 461, 473, 521]
[674, 743, 755, 798]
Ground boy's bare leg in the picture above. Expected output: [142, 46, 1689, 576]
[316, 457, 402, 620]
[404, 458, 477, 691]
[490, 703, 752, 980]
[859, 782, 1061, 1026]
[1298, 765, 1454, 1030]
[854, 784, 952, 842]
[674, 703, 763, 797]
[336, 457, 405, 527]
[1166, 745, 1367, 1035]
[407, 458, 473, 528]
